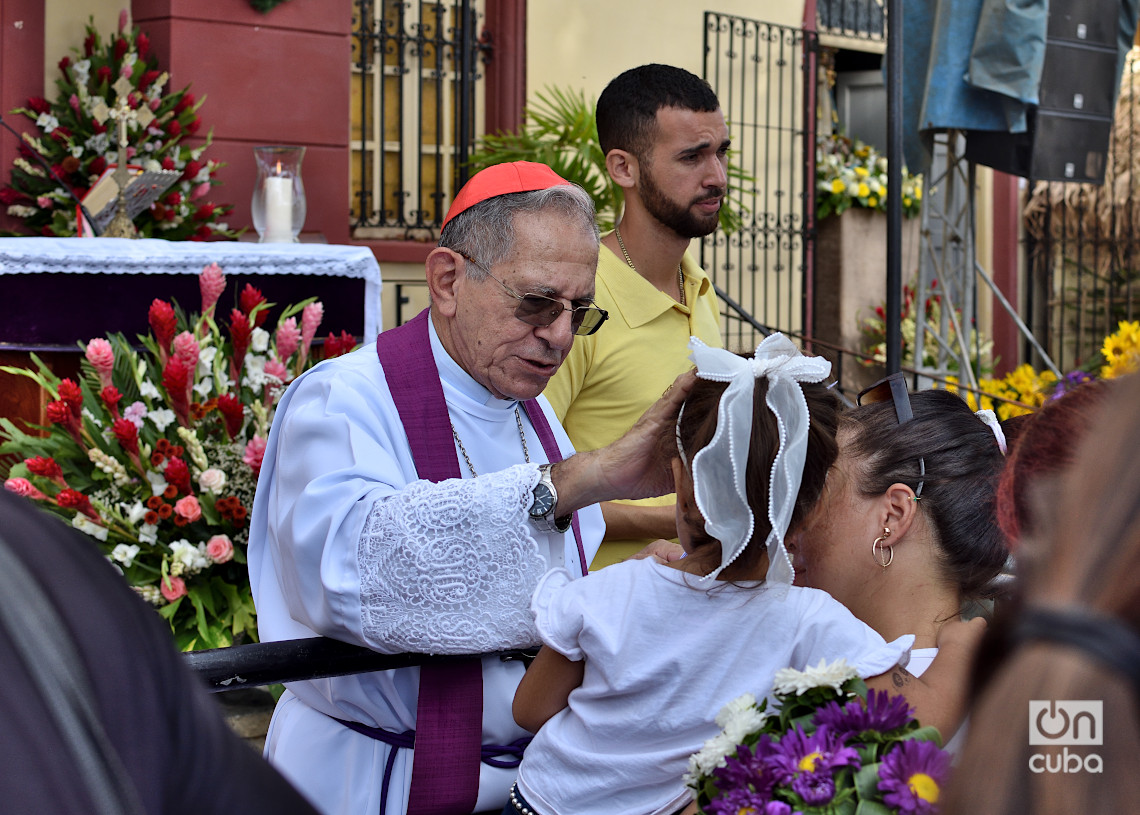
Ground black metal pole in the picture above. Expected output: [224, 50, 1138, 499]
[885, 0, 903, 374]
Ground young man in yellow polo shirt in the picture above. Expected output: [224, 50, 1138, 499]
[545, 63, 727, 566]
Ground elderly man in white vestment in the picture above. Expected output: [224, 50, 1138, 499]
[248, 161, 691, 815]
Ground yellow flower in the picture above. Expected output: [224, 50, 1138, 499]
[868, 196, 878, 207]
[857, 182, 871, 198]
[908, 772, 940, 804]
[831, 178, 846, 194]
[915, 185, 923, 201]
[903, 197, 912, 207]
[855, 166, 869, 178]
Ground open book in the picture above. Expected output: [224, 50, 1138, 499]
[78, 165, 181, 236]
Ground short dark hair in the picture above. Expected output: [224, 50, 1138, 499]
[840, 388, 1007, 599]
[596, 64, 721, 157]
[677, 372, 840, 574]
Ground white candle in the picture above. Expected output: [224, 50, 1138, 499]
[263, 175, 293, 242]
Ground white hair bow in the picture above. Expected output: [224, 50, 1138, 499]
[687, 334, 832, 584]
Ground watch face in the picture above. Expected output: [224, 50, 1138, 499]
[531, 483, 555, 516]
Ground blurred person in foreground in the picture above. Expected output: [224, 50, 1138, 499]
[943, 372, 1140, 814]
[0, 488, 319, 815]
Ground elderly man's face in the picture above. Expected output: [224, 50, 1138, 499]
[449, 209, 598, 401]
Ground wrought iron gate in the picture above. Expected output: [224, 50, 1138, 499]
[701, 14, 817, 353]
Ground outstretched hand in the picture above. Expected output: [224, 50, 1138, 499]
[552, 371, 696, 513]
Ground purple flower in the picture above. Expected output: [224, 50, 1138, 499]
[712, 736, 779, 799]
[877, 739, 952, 815]
[768, 726, 860, 806]
[1052, 369, 1094, 400]
[706, 791, 794, 815]
[813, 689, 913, 739]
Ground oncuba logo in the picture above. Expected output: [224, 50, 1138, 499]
[1028, 700, 1103, 774]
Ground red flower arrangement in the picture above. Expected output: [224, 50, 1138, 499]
[1, 15, 237, 240]
[0, 264, 358, 650]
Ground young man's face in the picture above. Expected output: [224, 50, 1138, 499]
[636, 106, 730, 239]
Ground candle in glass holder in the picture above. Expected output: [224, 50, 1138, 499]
[263, 171, 293, 243]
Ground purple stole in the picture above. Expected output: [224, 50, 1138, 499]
[375, 309, 586, 814]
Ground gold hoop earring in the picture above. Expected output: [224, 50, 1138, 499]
[872, 526, 893, 568]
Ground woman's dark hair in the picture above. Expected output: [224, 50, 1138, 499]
[677, 373, 840, 575]
[840, 388, 1007, 599]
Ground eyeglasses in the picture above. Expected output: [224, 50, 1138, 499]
[458, 252, 609, 337]
[856, 372, 925, 498]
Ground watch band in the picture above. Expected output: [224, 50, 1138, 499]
[530, 463, 572, 533]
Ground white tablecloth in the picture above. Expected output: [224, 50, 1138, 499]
[0, 237, 383, 338]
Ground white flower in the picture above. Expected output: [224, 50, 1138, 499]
[714, 693, 768, 744]
[35, 113, 59, 133]
[193, 377, 213, 397]
[170, 539, 210, 573]
[84, 132, 110, 156]
[139, 379, 161, 400]
[145, 470, 169, 497]
[198, 345, 218, 374]
[142, 158, 162, 172]
[71, 514, 109, 541]
[73, 59, 91, 84]
[70, 145, 84, 159]
[148, 408, 176, 431]
[198, 468, 227, 494]
[111, 543, 141, 567]
[82, 407, 102, 427]
[772, 657, 858, 697]
[7, 205, 37, 217]
[251, 327, 271, 353]
[138, 523, 159, 545]
[122, 501, 148, 525]
[684, 730, 739, 787]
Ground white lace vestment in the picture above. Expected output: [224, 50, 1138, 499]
[247, 321, 603, 815]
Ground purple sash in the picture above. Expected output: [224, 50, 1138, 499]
[375, 309, 586, 814]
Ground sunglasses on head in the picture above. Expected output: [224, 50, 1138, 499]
[458, 252, 609, 337]
[856, 372, 925, 498]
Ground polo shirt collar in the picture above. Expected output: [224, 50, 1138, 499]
[601, 244, 711, 329]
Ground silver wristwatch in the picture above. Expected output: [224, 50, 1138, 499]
[528, 463, 572, 533]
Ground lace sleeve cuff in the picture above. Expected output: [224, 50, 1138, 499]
[358, 464, 548, 654]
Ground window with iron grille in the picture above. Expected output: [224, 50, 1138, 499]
[351, 0, 486, 241]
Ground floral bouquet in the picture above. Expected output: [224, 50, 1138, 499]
[686, 658, 951, 815]
[858, 279, 993, 376]
[816, 134, 922, 220]
[0, 264, 358, 650]
[1, 14, 236, 240]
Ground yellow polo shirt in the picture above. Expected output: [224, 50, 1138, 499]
[545, 241, 723, 567]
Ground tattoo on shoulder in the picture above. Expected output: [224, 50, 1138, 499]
[891, 666, 913, 689]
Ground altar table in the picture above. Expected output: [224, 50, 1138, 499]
[0, 237, 383, 349]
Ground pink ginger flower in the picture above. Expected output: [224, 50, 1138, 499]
[57, 379, 84, 419]
[216, 394, 244, 440]
[172, 331, 200, 372]
[174, 495, 202, 522]
[199, 263, 225, 318]
[228, 309, 252, 382]
[118, 8, 129, 32]
[112, 417, 140, 457]
[191, 181, 210, 200]
[206, 534, 234, 564]
[297, 301, 324, 367]
[243, 435, 267, 477]
[265, 357, 289, 385]
[275, 317, 301, 362]
[85, 338, 115, 390]
[69, 94, 80, 113]
[160, 575, 187, 602]
[5, 478, 47, 500]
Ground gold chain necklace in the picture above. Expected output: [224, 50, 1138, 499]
[451, 407, 530, 477]
[614, 222, 686, 307]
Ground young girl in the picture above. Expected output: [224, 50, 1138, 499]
[505, 335, 981, 815]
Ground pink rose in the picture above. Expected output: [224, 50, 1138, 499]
[243, 435, 267, 477]
[5, 478, 47, 500]
[160, 575, 187, 602]
[85, 337, 115, 390]
[173, 495, 201, 522]
[206, 534, 234, 564]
